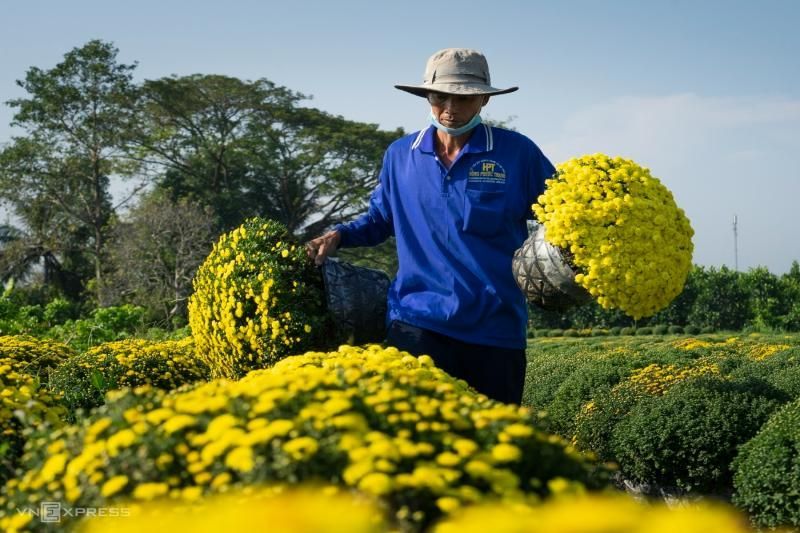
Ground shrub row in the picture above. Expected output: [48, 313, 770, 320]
[528, 325, 718, 338]
[523, 335, 800, 529]
[1, 345, 608, 532]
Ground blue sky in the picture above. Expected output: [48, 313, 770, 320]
[1, 0, 798, 273]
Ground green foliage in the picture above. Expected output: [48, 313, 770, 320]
[653, 325, 669, 335]
[635, 327, 653, 336]
[548, 329, 564, 337]
[620, 327, 635, 336]
[611, 376, 786, 494]
[732, 398, 800, 529]
[667, 325, 684, 334]
[729, 346, 800, 400]
[609, 327, 622, 335]
[543, 357, 637, 437]
[0, 40, 142, 305]
[685, 325, 701, 334]
[46, 304, 148, 351]
[688, 266, 751, 331]
[563, 329, 578, 337]
[700, 326, 715, 334]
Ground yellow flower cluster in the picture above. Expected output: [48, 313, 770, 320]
[1, 345, 603, 532]
[672, 338, 713, 350]
[532, 154, 694, 318]
[187, 218, 331, 378]
[80, 485, 384, 533]
[0, 336, 71, 484]
[625, 361, 720, 396]
[433, 492, 752, 533]
[672, 336, 793, 361]
[722, 338, 792, 361]
[49, 337, 209, 415]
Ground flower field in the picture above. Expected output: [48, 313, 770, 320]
[1, 331, 798, 531]
[1, 218, 798, 531]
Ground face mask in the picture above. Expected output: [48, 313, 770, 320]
[429, 111, 482, 136]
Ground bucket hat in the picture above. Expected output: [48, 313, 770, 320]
[395, 48, 518, 98]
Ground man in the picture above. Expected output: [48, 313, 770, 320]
[306, 48, 555, 403]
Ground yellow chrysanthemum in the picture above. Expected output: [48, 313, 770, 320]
[532, 154, 694, 318]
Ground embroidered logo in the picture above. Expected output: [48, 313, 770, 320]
[468, 159, 506, 184]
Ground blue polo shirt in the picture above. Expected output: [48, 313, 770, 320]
[335, 124, 555, 349]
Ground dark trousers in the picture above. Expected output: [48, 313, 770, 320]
[385, 321, 527, 404]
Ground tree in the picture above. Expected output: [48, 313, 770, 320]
[688, 266, 752, 330]
[743, 266, 787, 331]
[0, 40, 143, 305]
[105, 191, 217, 326]
[134, 74, 402, 240]
[779, 261, 800, 331]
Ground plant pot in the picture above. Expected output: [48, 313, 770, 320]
[512, 222, 591, 311]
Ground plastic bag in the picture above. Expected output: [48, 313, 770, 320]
[320, 258, 391, 344]
[512, 222, 591, 310]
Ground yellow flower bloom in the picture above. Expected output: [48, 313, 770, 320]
[100, 475, 129, 498]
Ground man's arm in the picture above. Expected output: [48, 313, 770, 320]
[306, 153, 394, 265]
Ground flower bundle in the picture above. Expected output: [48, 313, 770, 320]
[187, 218, 332, 378]
[1, 345, 606, 532]
[532, 154, 694, 319]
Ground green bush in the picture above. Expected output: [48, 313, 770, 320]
[620, 327, 636, 336]
[574, 387, 638, 461]
[563, 329, 579, 338]
[685, 325, 701, 334]
[635, 327, 653, 336]
[523, 348, 592, 411]
[729, 347, 800, 400]
[611, 376, 786, 494]
[590, 329, 609, 337]
[534, 329, 549, 338]
[5, 346, 609, 531]
[43, 298, 80, 326]
[46, 304, 149, 351]
[609, 327, 622, 336]
[667, 325, 684, 334]
[732, 398, 800, 529]
[548, 329, 564, 337]
[574, 359, 723, 462]
[700, 326, 715, 334]
[49, 338, 209, 419]
[653, 325, 669, 335]
[544, 358, 636, 437]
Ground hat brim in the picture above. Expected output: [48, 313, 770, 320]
[394, 83, 518, 98]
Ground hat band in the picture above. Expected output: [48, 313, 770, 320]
[430, 72, 488, 84]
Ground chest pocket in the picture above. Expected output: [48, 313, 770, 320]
[462, 189, 506, 237]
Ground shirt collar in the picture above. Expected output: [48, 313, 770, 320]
[413, 124, 494, 154]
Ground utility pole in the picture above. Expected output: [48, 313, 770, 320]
[732, 214, 739, 271]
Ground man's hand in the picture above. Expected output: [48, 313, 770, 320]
[305, 230, 342, 266]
